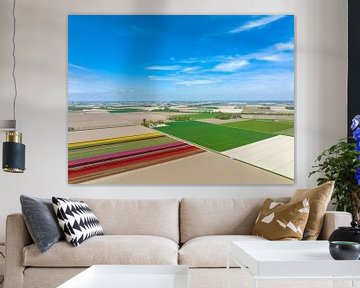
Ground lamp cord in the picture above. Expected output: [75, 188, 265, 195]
[0, 251, 4, 284]
[12, 0, 18, 129]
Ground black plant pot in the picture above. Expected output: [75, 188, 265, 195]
[329, 241, 360, 260]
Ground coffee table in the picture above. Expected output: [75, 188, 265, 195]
[228, 241, 360, 288]
[58, 265, 189, 288]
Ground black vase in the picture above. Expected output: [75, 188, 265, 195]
[328, 221, 360, 244]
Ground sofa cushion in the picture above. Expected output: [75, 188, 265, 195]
[72, 199, 179, 243]
[179, 235, 267, 268]
[252, 198, 310, 240]
[23, 235, 178, 267]
[290, 181, 334, 240]
[180, 198, 289, 243]
[20, 195, 64, 253]
[52, 197, 104, 247]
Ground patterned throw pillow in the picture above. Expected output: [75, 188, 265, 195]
[52, 197, 104, 247]
[290, 181, 334, 240]
[252, 198, 310, 240]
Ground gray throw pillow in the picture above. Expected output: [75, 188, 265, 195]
[20, 195, 64, 253]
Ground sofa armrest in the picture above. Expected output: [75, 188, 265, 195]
[318, 211, 352, 240]
[4, 214, 32, 288]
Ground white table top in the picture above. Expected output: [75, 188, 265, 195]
[58, 265, 189, 288]
[231, 240, 360, 278]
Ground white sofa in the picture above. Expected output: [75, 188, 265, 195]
[4, 198, 352, 288]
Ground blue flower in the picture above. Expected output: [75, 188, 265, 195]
[353, 128, 360, 142]
[356, 168, 360, 186]
[352, 115, 360, 130]
[352, 119, 359, 130]
[357, 142, 360, 152]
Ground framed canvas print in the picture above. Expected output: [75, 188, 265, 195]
[68, 15, 294, 185]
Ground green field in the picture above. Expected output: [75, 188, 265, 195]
[169, 112, 219, 121]
[68, 137, 175, 161]
[155, 121, 274, 152]
[275, 127, 294, 137]
[109, 108, 145, 113]
[223, 119, 294, 136]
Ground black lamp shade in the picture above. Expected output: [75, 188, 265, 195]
[3, 141, 25, 173]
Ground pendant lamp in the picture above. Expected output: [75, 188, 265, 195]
[1, 0, 26, 173]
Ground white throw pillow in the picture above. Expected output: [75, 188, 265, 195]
[52, 197, 103, 247]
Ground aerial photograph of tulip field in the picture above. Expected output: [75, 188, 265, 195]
[68, 15, 294, 184]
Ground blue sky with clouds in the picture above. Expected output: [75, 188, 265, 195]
[68, 15, 294, 102]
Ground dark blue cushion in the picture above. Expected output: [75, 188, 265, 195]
[20, 195, 64, 253]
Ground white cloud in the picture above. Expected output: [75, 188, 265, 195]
[68, 65, 131, 100]
[275, 41, 294, 51]
[148, 74, 216, 87]
[148, 75, 159, 80]
[174, 80, 216, 86]
[258, 54, 283, 62]
[146, 65, 182, 71]
[68, 76, 118, 95]
[182, 66, 200, 73]
[205, 70, 294, 101]
[148, 75, 175, 81]
[258, 52, 293, 63]
[68, 63, 92, 72]
[177, 57, 205, 64]
[230, 15, 285, 33]
[212, 59, 249, 72]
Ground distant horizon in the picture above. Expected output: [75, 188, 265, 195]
[68, 99, 294, 104]
[68, 15, 294, 102]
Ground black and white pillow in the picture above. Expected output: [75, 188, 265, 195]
[52, 197, 103, 247]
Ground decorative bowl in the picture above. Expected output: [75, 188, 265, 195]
[329, 241, 360, 260]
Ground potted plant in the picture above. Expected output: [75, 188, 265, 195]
[309, 115, 360, 222]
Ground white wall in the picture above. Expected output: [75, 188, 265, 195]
[0, 0, 348, 242]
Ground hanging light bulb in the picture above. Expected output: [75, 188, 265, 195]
[1, 0, 26, 173]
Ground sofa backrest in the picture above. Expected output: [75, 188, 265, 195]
[180, 198, 289, 243]
[73, 198, 180, 243]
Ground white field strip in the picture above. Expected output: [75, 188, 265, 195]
[68, 125, 156, 143]
[217, 106, 243, 113]
[222, 135, 294, 179]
